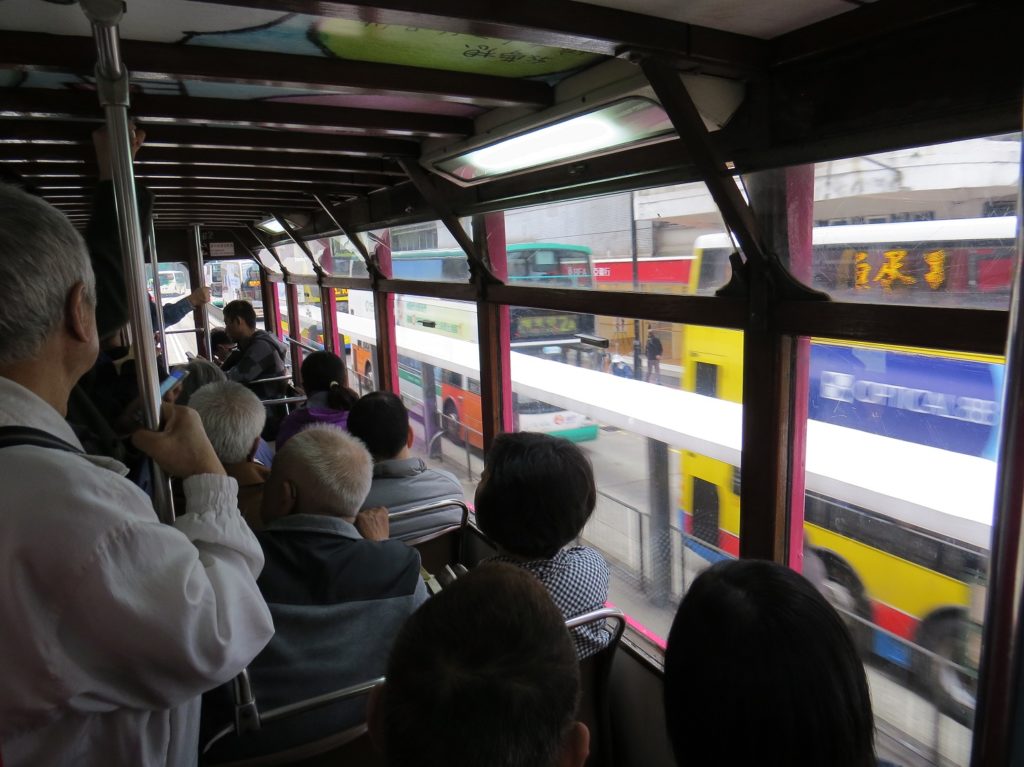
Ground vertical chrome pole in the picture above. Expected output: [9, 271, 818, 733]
[192, 223, 212, 359]
[147, 216, 166, 351]
[81, 0, 173, 522]
[970, 132, 1024, 767]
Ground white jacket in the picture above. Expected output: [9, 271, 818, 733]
[0, 377, 275, 766]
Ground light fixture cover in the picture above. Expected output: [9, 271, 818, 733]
[432, 97, 673, 183]
[256, 217, 287, 234]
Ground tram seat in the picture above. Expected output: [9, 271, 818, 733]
[567, 608, 627, 767]
[392, 498, 471, 576]
[201, 669, 385, 767]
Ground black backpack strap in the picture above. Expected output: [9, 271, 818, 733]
[0, 426, 84, 454]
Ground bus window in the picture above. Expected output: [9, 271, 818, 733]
[694, 362, 719, 398]
[690, 477, 721, 548]
[443, 370, 463, 388]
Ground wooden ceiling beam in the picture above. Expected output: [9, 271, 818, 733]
[769, 0, 978, 67]
[0, 119, 420, 158]
[0, 143, 406, 175]
[2, 87, 471, 139]
[7, 162, 394, 188]
[31, 177, 377, 194]
[0, 31, 551, 109]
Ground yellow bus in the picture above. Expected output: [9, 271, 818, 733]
[680, 219, 1014, 717]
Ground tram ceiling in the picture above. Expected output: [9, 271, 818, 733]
[203, 0, 767, 75]
[0, 32, 552, 110]
[294, 5, 1021, 237]
[0, 0, 1017, 235]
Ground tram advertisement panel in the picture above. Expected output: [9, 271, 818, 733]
[808, 343, 1002, 459]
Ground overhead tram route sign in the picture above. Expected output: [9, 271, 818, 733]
[207, 241, 235, 258]
[335, 312, 995, 550]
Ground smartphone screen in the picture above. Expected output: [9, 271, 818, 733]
[159, 369, 189, 396]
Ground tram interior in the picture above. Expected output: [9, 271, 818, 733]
[1, 0, 1022, 766]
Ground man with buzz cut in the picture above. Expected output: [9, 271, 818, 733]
[190, 381, 269, 529]
[347, 391, 465, 542]
[0, 184, 274, 766]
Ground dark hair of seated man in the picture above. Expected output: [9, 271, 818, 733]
[222, 299, 257, 330]
[663, 559, 877, 767]
[475, 431, 597, 559]
[347, 390, 409, 461]
[373, 562, 590, 767]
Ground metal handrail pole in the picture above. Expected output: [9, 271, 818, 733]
[162, 327, 205, 336]
[192, 223, 212, 359]
[284, 335, 320, 354]
[81, 0, 173, 522]
[146, 217, 166, 355]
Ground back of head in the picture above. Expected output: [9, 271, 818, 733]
[174, 358, 227, 406]
[347, 391, 409, 460]
[475, 432, 596, 559]
[272, 424, 373, 518]
[223, 299, 257, 329]
[300, 351, 357, 410]
[663, 560, 875, 767]
[190, 381, 266, 464]
[210, 327, 232, 348]
[0, 184, 96, 367]
[381, 562, 580, 767]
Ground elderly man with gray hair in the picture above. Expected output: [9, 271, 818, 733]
[190, 381, 269, 529]
[0, 184, 274, 767]
[201, 424, 427, 763]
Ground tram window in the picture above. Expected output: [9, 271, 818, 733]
[274, 242, 317, 277]
[794, 337, 1001, 763]
[338, 288, 379, 395]
[326, 235, 371, 279]
[383, 329, 484, 502]
[756, 133, 1021, 310]
[367, 220, 472, 283]
[152, 261, 198, 367]
[508, 310, 745, 644]
[254, 248, 281, 275]
[498, 184, 731, 294]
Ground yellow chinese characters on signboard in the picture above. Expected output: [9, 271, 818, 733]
[874, 250, 916, 291]
[847, 248, 946, 292]
[923, 249, 946, 290]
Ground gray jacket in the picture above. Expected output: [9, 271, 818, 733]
[362, 457, 466, 542]
[200, 514, 426, 761]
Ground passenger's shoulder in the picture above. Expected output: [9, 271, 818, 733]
[2, 446, 152, 517]
[562, 545, 610, 569]
[423, 465, 464, 489]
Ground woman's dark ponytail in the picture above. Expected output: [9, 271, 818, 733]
[327, 379, 359, 411]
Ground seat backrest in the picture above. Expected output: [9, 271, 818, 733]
[202, 673, 385, 767]
[391, 499, 470, 574]
[566, 608, 627, 767]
